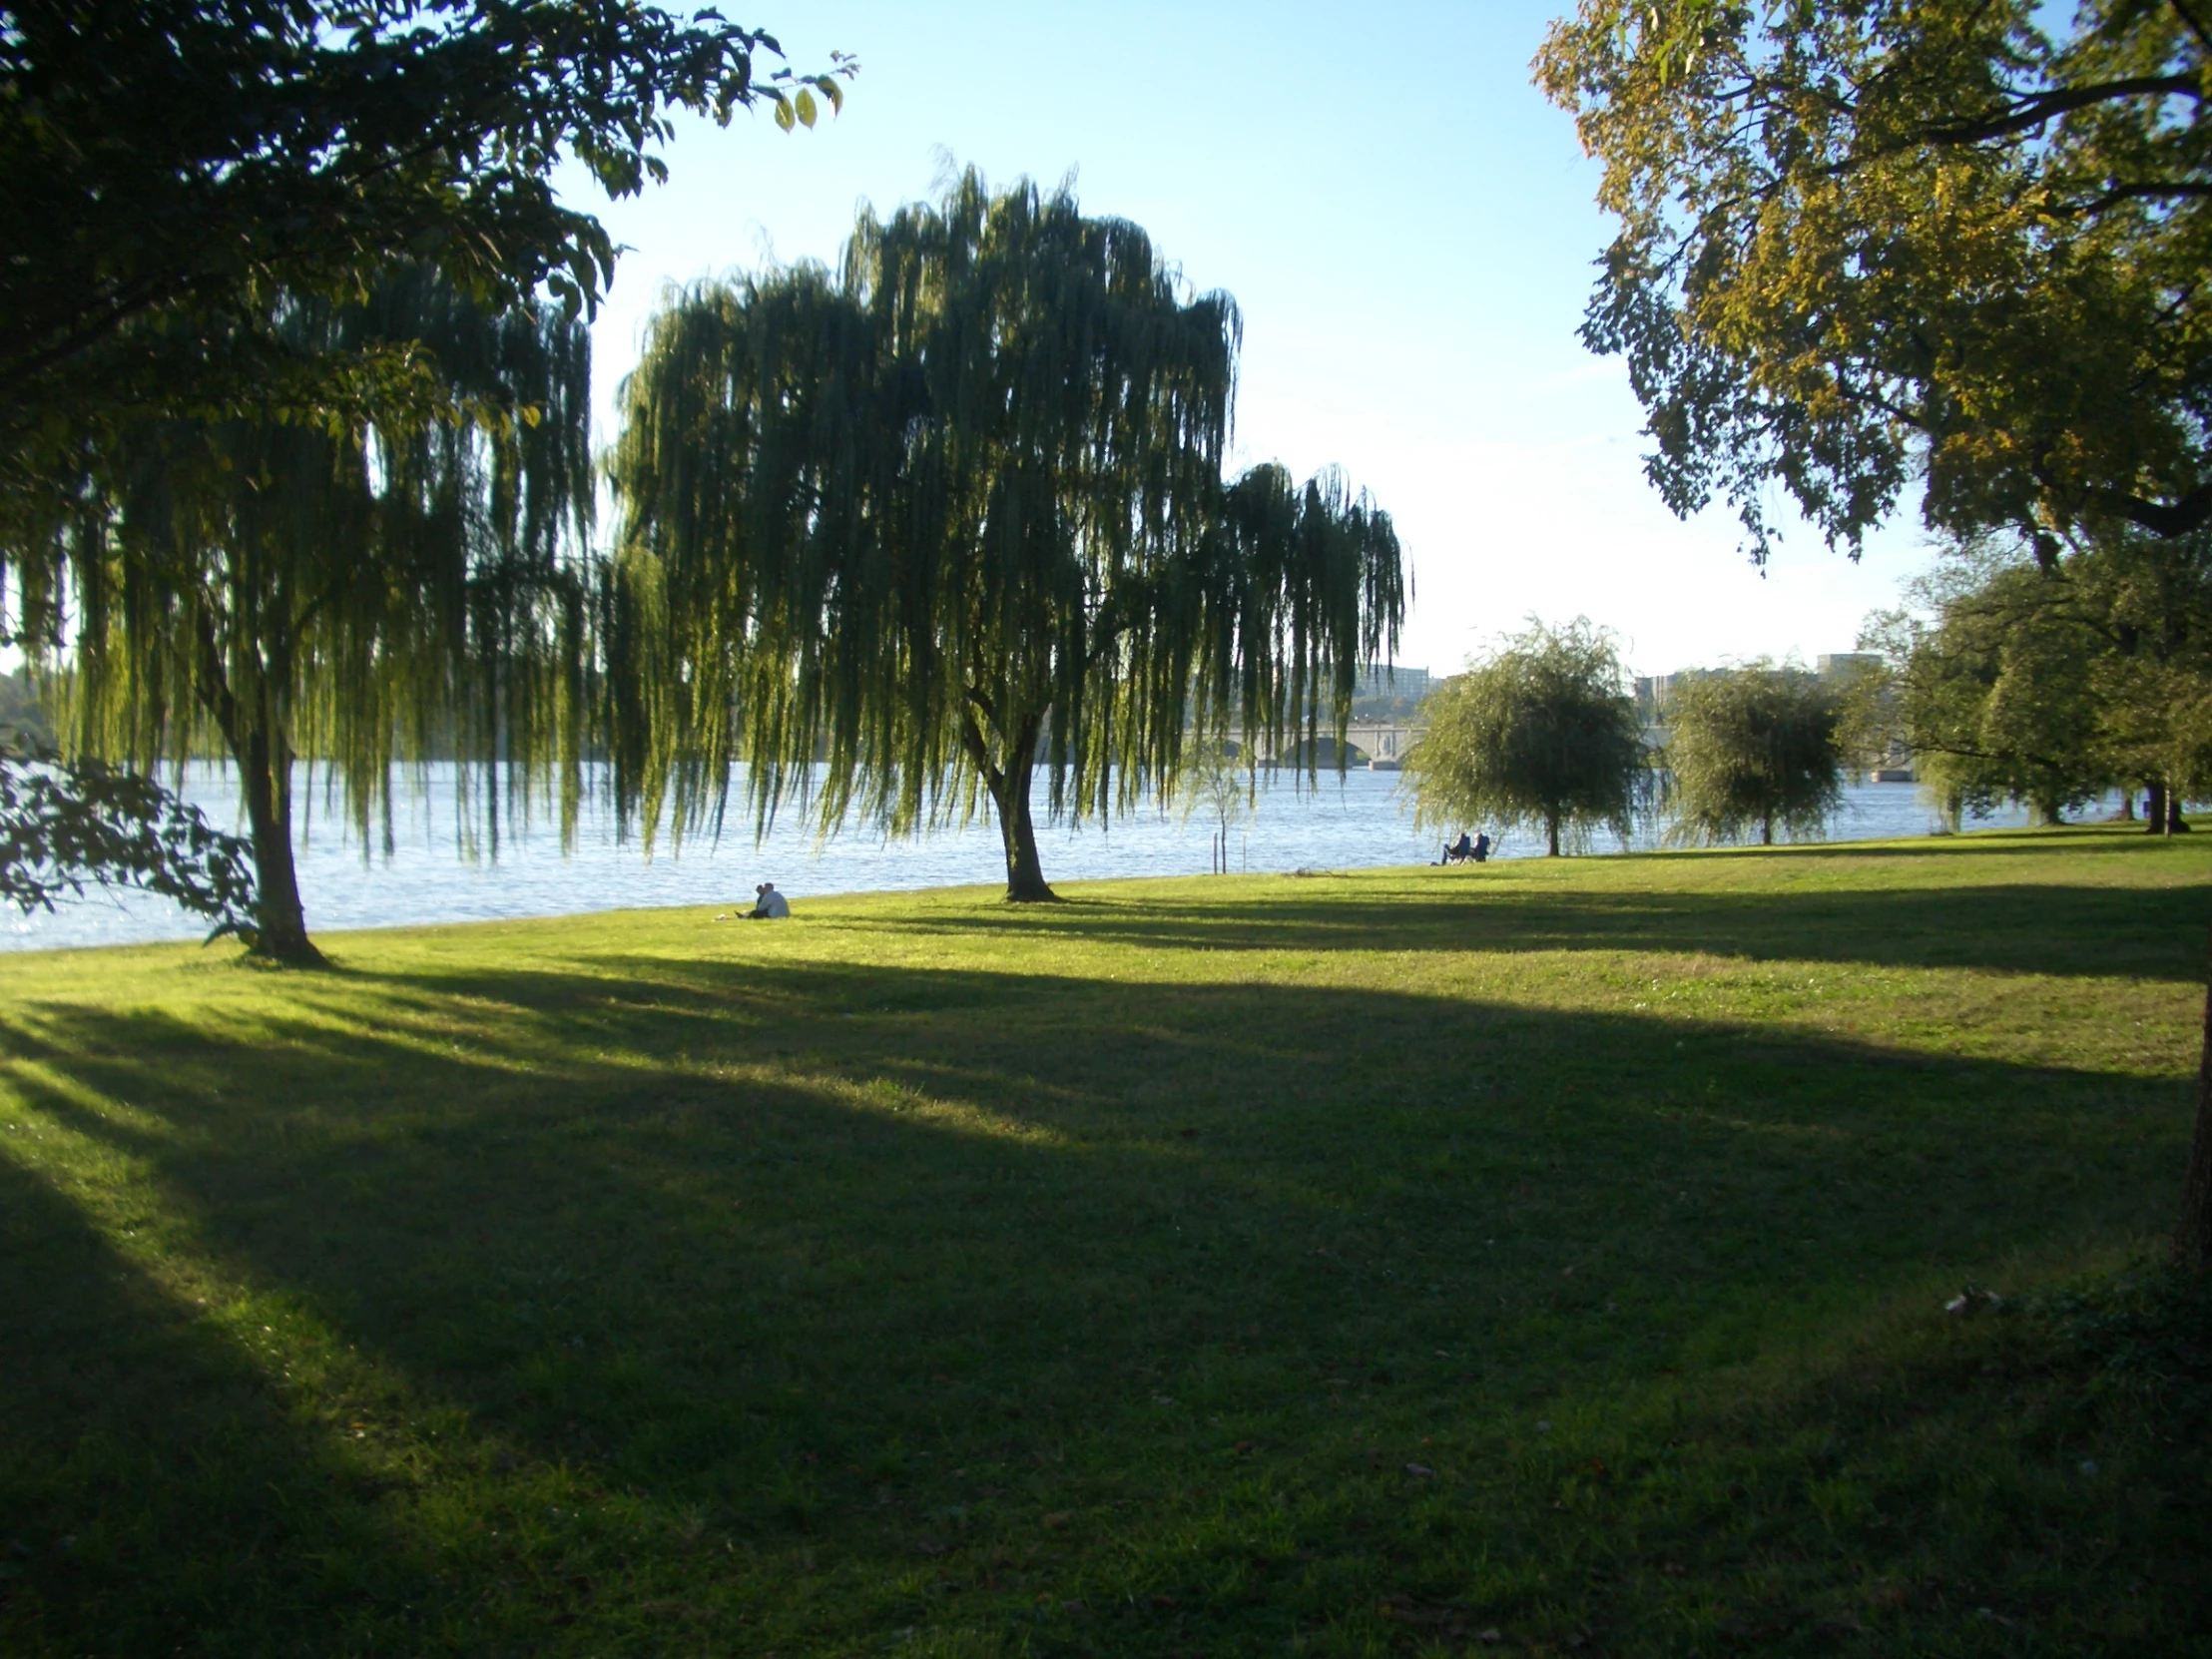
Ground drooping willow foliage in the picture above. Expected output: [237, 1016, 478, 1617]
[5, 266, 594, 959]
[1659, 664, 1844, 846]
[607, 171, 1406, 898]
[1404, 618, 1648, 858]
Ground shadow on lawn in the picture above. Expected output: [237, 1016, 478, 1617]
[0, 1145, 437, 1652]
[866, 876, 2212, 982]
[0, 950, 2196, 1651]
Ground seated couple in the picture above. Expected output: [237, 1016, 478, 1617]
[1440, 831, 1489, 865]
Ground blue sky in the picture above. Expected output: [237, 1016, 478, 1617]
[559, 0, 1940, 680]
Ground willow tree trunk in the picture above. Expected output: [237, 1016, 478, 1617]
[1546, 814, 1561, 857]
[197, 629, 320, 964]
[2149, 780, 2168, 833]
[2176, 925, 2212, 1269]
[991, 751, 1056, 902]
[238, 722, 321, 963]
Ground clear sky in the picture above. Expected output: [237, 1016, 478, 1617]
[559, 0, 1940, 682]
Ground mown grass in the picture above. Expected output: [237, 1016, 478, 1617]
[1, 824, 2208, 1656]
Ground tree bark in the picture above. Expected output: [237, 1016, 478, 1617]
[237, 719, 322, 964]
[991, 749, 1056, 902]
[2175, 922, 2212, 1270]
[1546, 813, 1561, 857]
[962, 695, 1057, 903]
[1762, 814, 1774, 846]
[2148, 779, 2168, 833]
[196, 619, 321, 964]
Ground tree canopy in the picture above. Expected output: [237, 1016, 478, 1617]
[0, 0, 847, 498]
[606, 172, 1405, 900]
[1404, 619, 1647, 857]
[1661, 663, 1844, 845]
[1864, 536, 2212, 827]
[0, 732, 258, 937]
[1, 0, 852, 953]
[1538, 0, 2212, 558]
[15, 268, 596, 961]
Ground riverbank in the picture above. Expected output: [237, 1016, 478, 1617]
[3, 826, 2208, 1653]
[5, 766, 2058, 953]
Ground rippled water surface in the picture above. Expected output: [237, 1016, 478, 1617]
[6, 764, 2063, 953]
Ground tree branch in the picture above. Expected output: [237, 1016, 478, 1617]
[1922, 74, 2204, 146]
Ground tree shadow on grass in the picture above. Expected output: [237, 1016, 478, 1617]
[0, 1147, 443, 1655]
[0, 952, 2197, 1652]
[1626, 823, 2183, 860]
[861, 876, 2212, 982]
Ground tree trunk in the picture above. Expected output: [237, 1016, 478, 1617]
[2175, 922, 2212, 1270]
[1546, 813, 1561, 857]
[2168, 789, 2191, 834]
[2148, 779, 2168, 833]
[195, 620, 321, 965]
[238, 720, 322, 964]
[1762, 814, 1774, 846]
[991, 750, 1056, 902]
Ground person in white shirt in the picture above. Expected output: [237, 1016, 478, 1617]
[747, 881, 791, 919]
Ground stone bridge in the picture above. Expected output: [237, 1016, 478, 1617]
[1344, 721, 1422, 767]
[1244, 721, 1424, 768]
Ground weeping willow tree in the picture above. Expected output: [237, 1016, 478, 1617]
[607, 171, 1405, 900]
[6, 267, 594, 961]
[1404, 618, 1648, 857]
[1659, 664, 1845, 846]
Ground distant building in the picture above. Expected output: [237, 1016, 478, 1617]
[1352, 664, 1431, 702]
[1817, 653, 1884, 681]
[1634, 670, 1709, 713]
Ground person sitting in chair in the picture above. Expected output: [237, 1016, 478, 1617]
[1472, 831, 1490, 863]
[1443, 831, 1475, 864]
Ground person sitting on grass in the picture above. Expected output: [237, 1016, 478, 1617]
[746, 881, 791, 919]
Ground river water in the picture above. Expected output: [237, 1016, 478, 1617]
[5, 763, 2061, 954]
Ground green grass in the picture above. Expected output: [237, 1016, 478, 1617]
[2, 824, 2209, 1656]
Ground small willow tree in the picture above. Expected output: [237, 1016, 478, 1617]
[1405, 618, 1646, 857]
[1662, 664, 1845, 845]
[607, 172, 1404, 899]
[7, 267, 594, 961]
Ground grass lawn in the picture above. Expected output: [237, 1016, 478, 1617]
[2, 825, 2210, 1656]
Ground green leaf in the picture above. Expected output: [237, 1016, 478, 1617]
[773, 95, 796, 132]
[795, 88, 818, 128]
